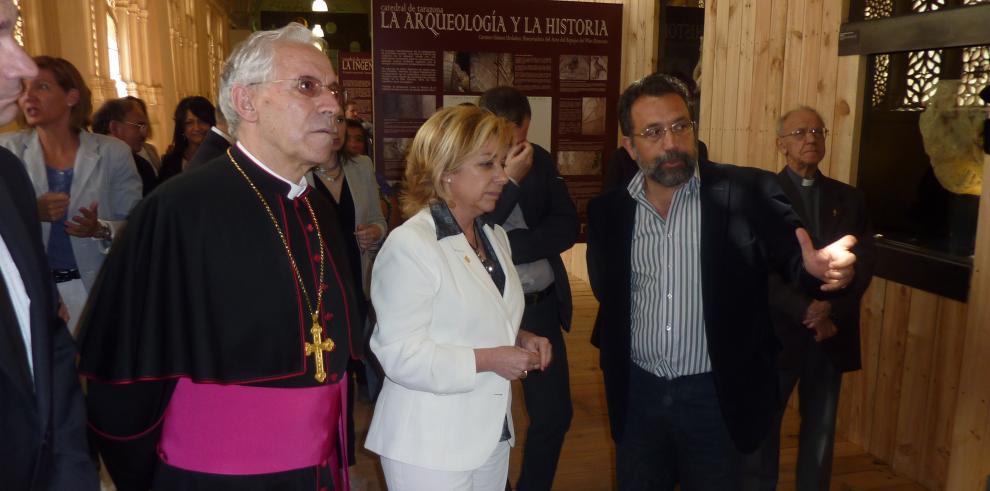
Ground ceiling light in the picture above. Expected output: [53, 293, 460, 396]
[312, 0, 329, 12]
[312, 23, 325, 37]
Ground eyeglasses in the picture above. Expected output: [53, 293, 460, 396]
[631, 120, 696, 142]
[780, 127, 829, 140]
[121, 120, 148, 132]
[252, 76, 345, 101]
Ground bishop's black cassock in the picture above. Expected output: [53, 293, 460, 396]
[79, 144, 362, 491]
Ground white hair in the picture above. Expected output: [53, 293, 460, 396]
[218, 23, 326, 136]
[776, 105, 823, 136]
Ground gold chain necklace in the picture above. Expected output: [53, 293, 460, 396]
[226, 149, 335, 383]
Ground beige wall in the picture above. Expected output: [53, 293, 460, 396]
[15, 0, 230, 152]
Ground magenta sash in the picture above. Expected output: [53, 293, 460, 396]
[158, 376, 347, 487]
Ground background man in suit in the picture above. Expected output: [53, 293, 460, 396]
[92, 97, 158, 196]
[586, 72, 857, 491]
[187, 106, 232, 169]
[480, 86, 579, 491]
[743, 106, 875, 491]
[0, 1, 99, 488]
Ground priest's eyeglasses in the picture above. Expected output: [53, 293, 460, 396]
[121, 120, 148, 132]
[632, 120, 696, 142]
[253, 76, 345, 101]
[781, 127, 829, 140]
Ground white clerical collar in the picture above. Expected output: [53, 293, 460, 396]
[212, 126, 233, 144]
[801, 177, 815, 187]
[235, 141, 308, 200]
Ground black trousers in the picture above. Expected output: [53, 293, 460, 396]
[616, 367, 741, 491]
[515, 292, 573, 491]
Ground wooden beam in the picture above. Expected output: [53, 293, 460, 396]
[838, 5, 990, 56]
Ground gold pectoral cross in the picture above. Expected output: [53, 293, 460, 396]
[304, 313, 335, 383]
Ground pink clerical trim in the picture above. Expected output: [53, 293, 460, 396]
[158, 377, 346, 482]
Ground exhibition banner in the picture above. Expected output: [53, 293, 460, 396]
[339, 52, 374, 123]
[372, 0, 623, 228]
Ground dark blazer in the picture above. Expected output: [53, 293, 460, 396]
[487, 144, 579, 330]
[0, 148, 98, 491]
[187, 128, 231, 170]
[587, 159, 819, 453]
[770, 169, 875, 372]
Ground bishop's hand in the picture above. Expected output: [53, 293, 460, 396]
[797, 228, 857, 292]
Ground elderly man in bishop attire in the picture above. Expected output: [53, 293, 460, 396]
[79, 23, 362, 491]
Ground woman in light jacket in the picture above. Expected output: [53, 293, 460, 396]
[308, 114, 387, 297]
[366, 105, 551, 490]
[0, 56, 141, 334]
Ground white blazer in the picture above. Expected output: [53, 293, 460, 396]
[365, 207, 525, 472]
[0, 130, 142, 289]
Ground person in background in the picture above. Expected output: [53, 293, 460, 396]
[309, 114, 387, 304]
[344, 116, 399, 232]
[0, 1, 99, 488]
[480, 86, 579, 491]
[125, 95, 162, 174]
[157, 95, 214, 182]
[308, 111, 387, 464]
[345, 100, 374, 151]
[0, 56, 141, 335]
[187, 105, 232, 169]
[366, 105, 551, 490]
[741, 106, 876, 491]
[92, 97, 158, 196]
[343, 117, 371, 159]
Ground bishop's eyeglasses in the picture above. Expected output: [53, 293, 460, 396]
[631, 120, 696, 142]
[252, 76, 345, 101]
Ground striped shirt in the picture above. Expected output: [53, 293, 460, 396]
[627, 171, 711, 379]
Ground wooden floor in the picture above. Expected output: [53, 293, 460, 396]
[349, 276, 929, 491]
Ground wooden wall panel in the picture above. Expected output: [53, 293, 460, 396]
[891, 290, 939, 478]
[868, 281, 911, 462]
[921, 298, 966, 490]
[946, 154, 990, 491]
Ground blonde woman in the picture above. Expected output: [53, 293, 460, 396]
[366, 105, 552, 490]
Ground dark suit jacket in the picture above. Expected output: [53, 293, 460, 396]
[587, 160, 819, 453]
[0, 148, 98, 491]
[770, 169, 875, 372]
[487, 144, 579, 330]
[187, 128, 231, 170]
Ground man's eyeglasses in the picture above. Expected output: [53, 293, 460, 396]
[121, 120, 148, 131]
[780, 127, 829, 140]
[631, 120, 696, 142]
[252, 76, 345, 101]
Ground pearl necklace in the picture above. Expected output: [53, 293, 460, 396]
[314, 165, 343, 183]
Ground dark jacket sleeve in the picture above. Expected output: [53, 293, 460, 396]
[48, 314, 100, 491]
[825, 188, 876, 324]
[767, 273, 813, 325]
[506, 178, 578, 263]
[86, 379, 175, 491]
[491, 147, 579, 264]
[746, 168, 823, 294]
